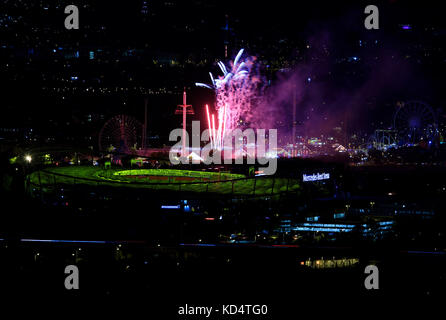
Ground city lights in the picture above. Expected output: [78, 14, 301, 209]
[1, 0, 444, 308]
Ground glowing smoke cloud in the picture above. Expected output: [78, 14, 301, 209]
[196, 49, 262, 150]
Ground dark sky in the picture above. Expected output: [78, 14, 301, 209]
[1, 0, 445, 141]
[62, 0, 446, 55]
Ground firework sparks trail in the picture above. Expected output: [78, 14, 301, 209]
[205, 104, 213, 149]
[212, 114, 216, 150]
[196, 49, 262, 150]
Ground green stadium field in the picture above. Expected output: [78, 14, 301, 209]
[27, 166, 301, 196]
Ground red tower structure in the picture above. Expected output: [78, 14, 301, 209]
[175, 89, 194, 156]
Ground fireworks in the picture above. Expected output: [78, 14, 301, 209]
[196, 49, 261, 150]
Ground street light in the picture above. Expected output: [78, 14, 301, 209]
[25, 155, 32, 163]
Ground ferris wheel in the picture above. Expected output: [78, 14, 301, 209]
[393, 101, 438, 145]
[98, 114, 143, 152]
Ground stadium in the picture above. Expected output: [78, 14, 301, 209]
[26, 164, 302, 199]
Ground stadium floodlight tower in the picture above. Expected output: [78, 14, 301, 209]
[175, 88, 194, 156]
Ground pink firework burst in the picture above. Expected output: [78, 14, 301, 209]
[196, 49, 263, 149]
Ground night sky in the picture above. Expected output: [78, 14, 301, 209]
[1, 0, 445, 144]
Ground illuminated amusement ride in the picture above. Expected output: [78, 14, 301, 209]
[393, 100, 438, 146]
[98, 114, 143, 153]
